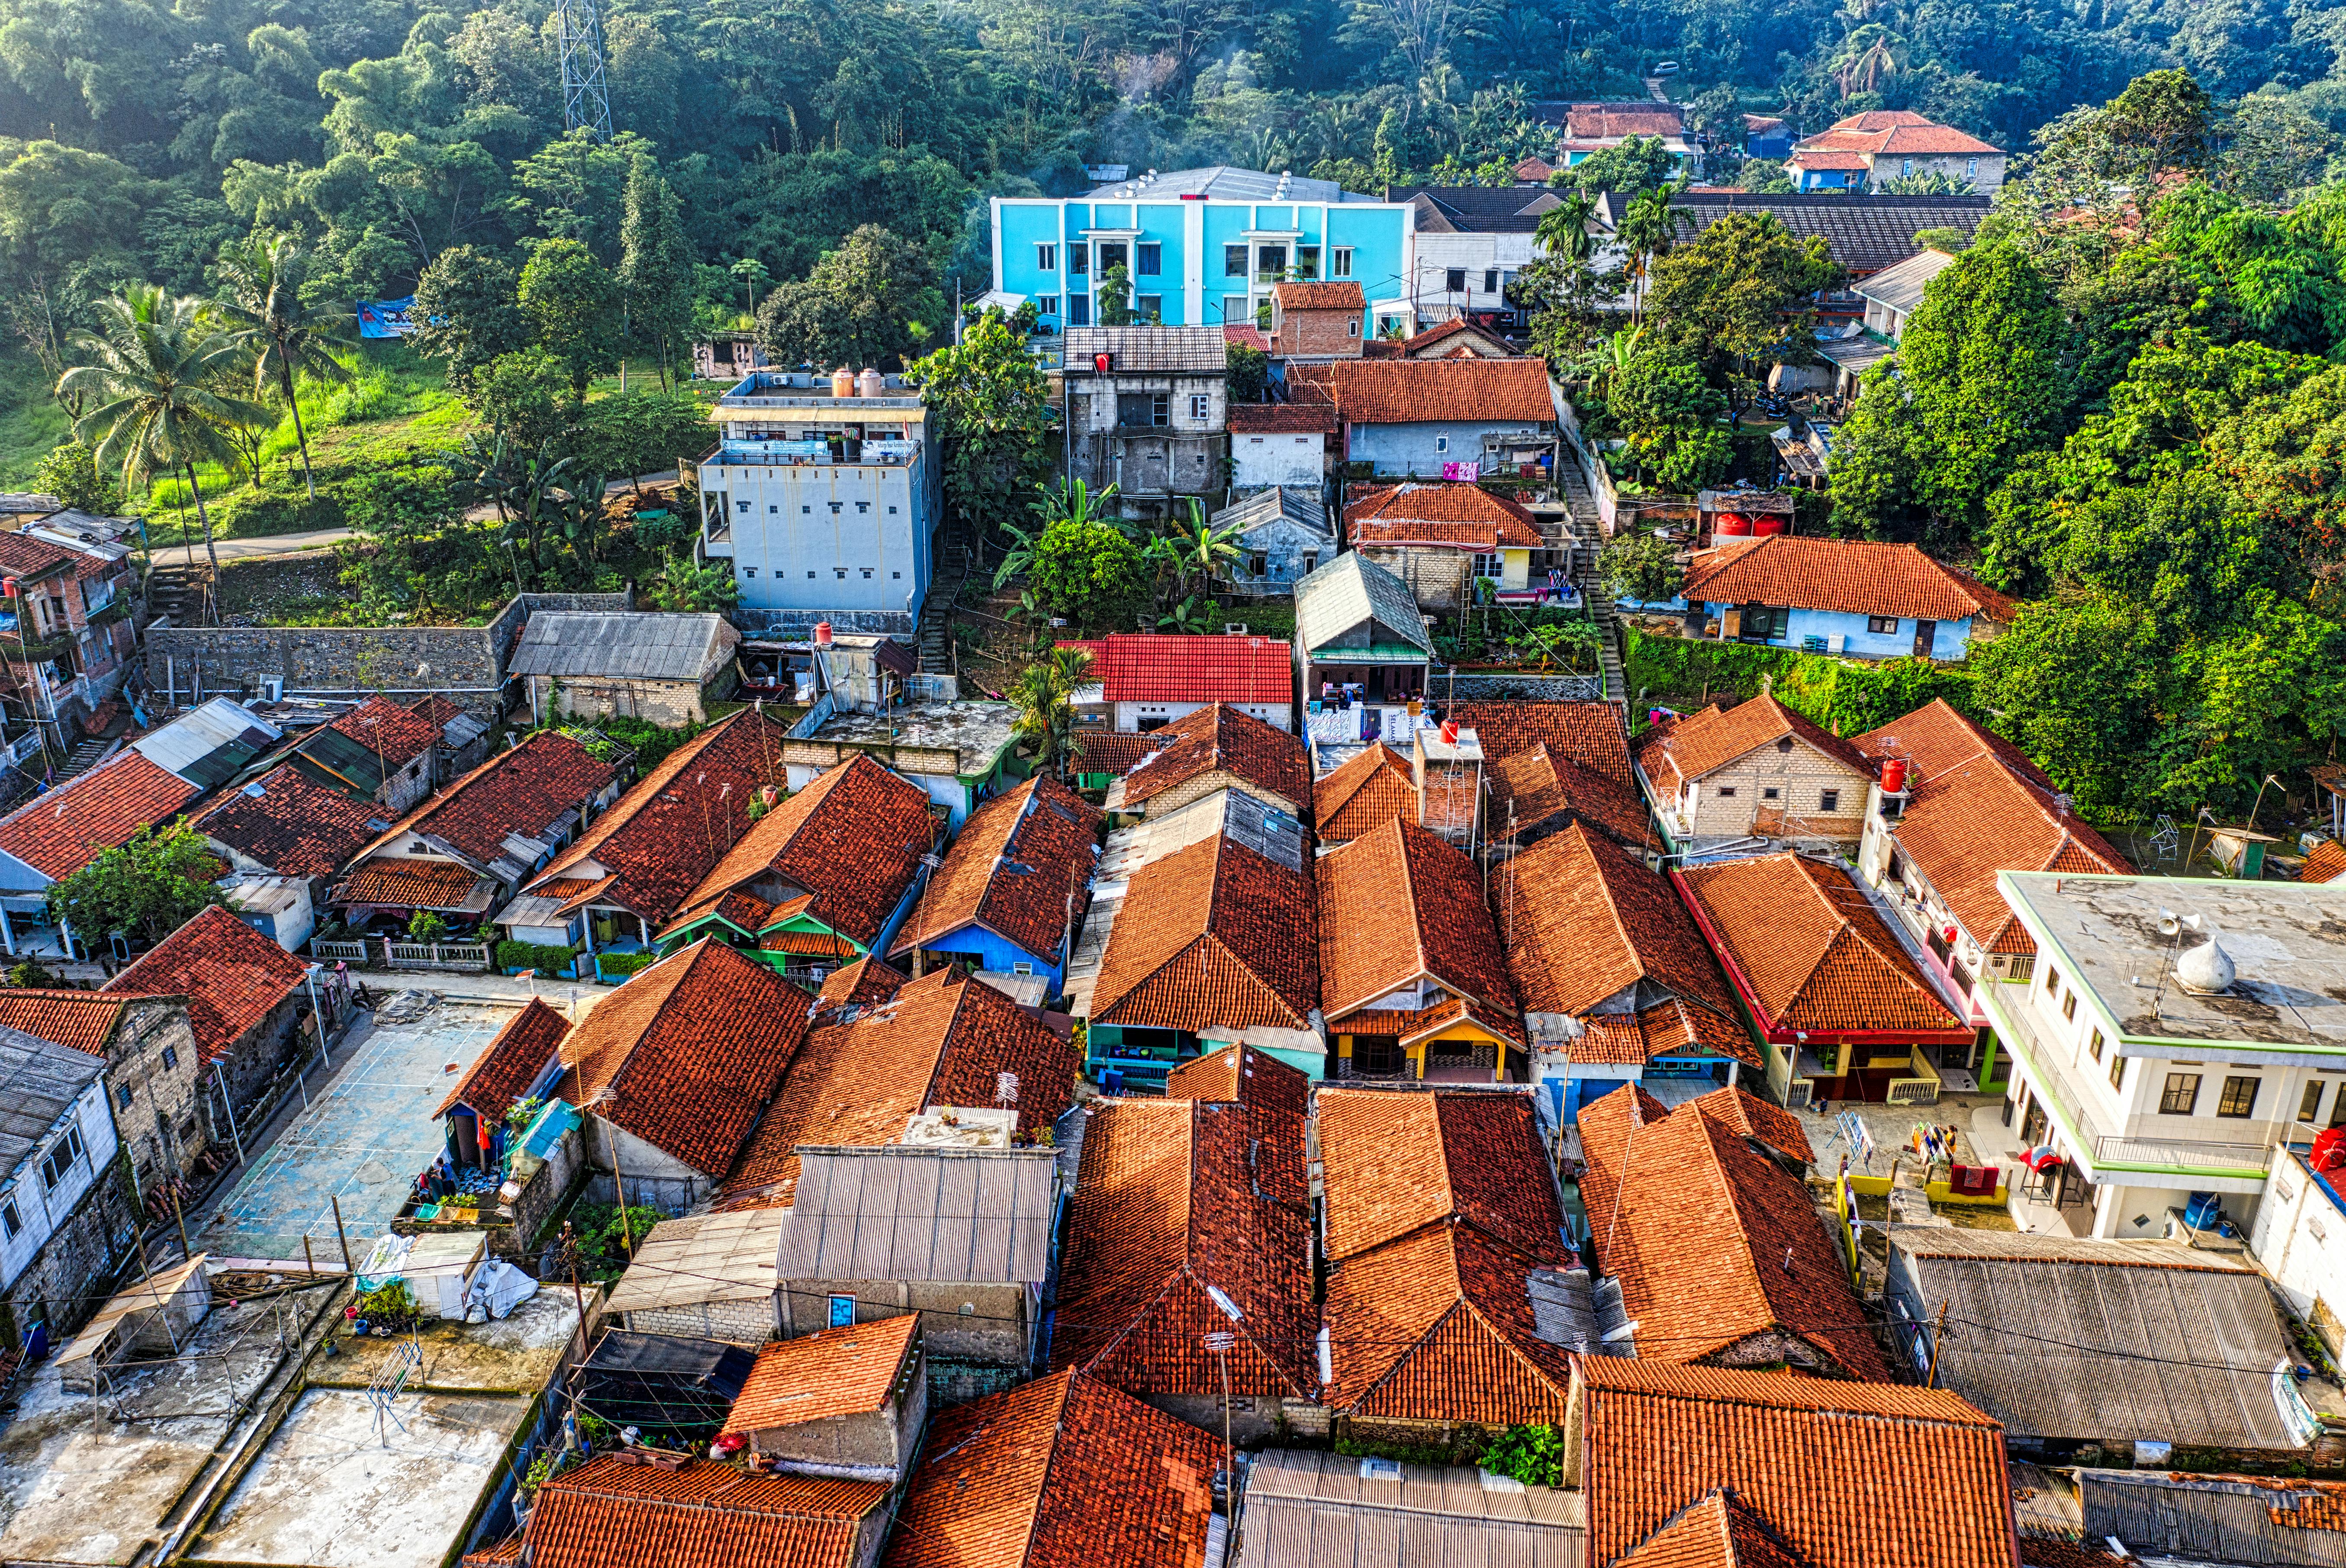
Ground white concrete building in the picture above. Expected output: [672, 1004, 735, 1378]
[697, 370, 939, 635]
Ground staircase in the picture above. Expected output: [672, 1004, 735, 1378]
[1580, 575, 1631, 715]
[52, 737, 110, 782]
[916, 525, 975, 676]
[145, 562, 208, 627]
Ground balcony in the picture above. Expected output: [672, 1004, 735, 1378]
[711, 438, 915, 467]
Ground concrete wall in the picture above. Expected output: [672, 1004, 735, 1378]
[1409, 232, 1537, 322]
[699, 460, 932, 619]
[1116, 699, 1290, 733]
[528, 673, 728, 729]
[207, 994, 309, 1146]
[779, 1279, 1035, 1367]
[106, 999, 209, 1195]
[1230, 437, 1327, 494]
[746, 1347, 925, 1480]
[618, 1295, 779, 1344]
[584, 1117, 720, 1213]
[1696, 603, 1978, 660]
[2, 1142, 135, 1350]
[1348, 420, 1553, 478]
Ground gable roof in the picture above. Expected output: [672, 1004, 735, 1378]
[1488, 743, 1652, 849]
[1316, 1088, 1564, 1265]
[890, 774, 1098, 965]
[721, 1314, 920, 1434]
[1575, 1088, 1892, 1379]
[882, 1371, 1222, 1568]
[1616, 1489, 1816, 1568]
[0, 988, 150, 1056]
[528, 709, 794, 926]
[192, 764, 386, 880]
[522, 1454, 887, 1568]
[1050, 1097, 1318, 1397]
[435, 997, 568, 1122]
[1388, 184, 1562, 235]
[1318, 818, 1519, 1036]
[1636, 694, 1872, 790]
[1211, 486, 1332, 543]
[669, 753, 935, 950]
[1674, 853, 1964, 1037]
[1344, 483, 1543, 550]
[1313, 742, 1416, 844]
[810, 953, 907, 1019]
[358, 730, 616, 879]
[1273, 280, 1365, 311]
[1575, 1358, 2015, 1568]
[1058, 634, 1293, 705]
[0, 750, 199, 882]
[1089, 832, 1317, 1033]
[1448, 702, 1632, 784]
[1800, 109, 2001, 157]
[103, 905, 308, 1064]
[1287, 357, 1554, 425]
[1401, 319, 1519, 357]
[508, 612, 738, 683]
[2305, 839, 2346, 885]
[1120, 703, 1309, 812]
[324, 694, 441, 768]
[1854, 246, 1957, 315]
[1566, 101, 1685, 139]
[1068, 730, 1173, 779]
[1671, 191, 1993, 275]
[1161, 1042, 1310, 1119]
[1681, 536, 2015, 624]
[1294, 551, 1434, 657]
[1225, 402, 1341, 435]
[721, 968, 1075, 1207]
[560, 938, 809, 1177]
[1850, 700, 2130, 953]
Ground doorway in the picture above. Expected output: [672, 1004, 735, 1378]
[1912, 619, 1937, 657]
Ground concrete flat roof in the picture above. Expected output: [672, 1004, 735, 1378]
[1999, 871, 2346, 1051]
[806, 702, 1019, 776]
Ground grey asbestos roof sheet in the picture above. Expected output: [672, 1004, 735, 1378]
[1673, 192, 1991, 274]
[2077, 1468, 2346, 1565]
[1854, 246, 1956, 315]
[1237, 1450, 1585, 1568]
[604, 1208, 784, 1314]
[1891, 1229, 2302, 1449]
[0, 1024, 101, 1178]
[776, 1145, 1059, 1285]
[1214, 488, 1331, 539]
[1294, 551, 1432, 655]
[1086, 166, 1365, 204]
[508, 612, 738, 683]
[1062, 325, 1229, 373]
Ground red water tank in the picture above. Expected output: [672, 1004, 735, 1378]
[1093, 352, 1112, 373]
[1881, 758, 1908, 794]
[1439, 719, 1460, 745]
[1715, 512, 1753, 537]
[813, 621, 833, 646]
[1753, 513, 1789, 535]
[2315, 1126, 2346, 1174]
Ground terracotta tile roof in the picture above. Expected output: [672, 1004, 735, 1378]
[1160, 1043, 1310, 1118]
[1488, 743, 1652, 848]
[1070, 730, 1173, 777]
[1318, 818, 1519, 1038]
[1575, 1088, 1892, 1379]
[1119, 703, 1309, 813]
[335, 857, 489, 910]
[1636, 693, 1872, 789]
[2305, 839, 2346, 884]
[1090, 834, 1317, 1033]
[1056, 634, 1293, 705]
[1566, 101, 1686, 138]
[1674, 853, 1963, 1037]
[1226, 402, 1339, 434]
[0, 988, 146, 1055]
[810, 954, 906, 1018]
[882, 1371, 1220, 1568]
[1786, 148, 1870, 170]
[1572, 998, 1758, 1066]
[361, 730, 616, 872]
[668, 888, 776, 939]
[1681, 536, 2015, 625]
[891, 777, 1095, 965]
[435, 997, 568, 1121]
[0, 750, 199, 880]
[1272, 280, 1366, 312]
[1287, 357, 1555, 425]
[105, 905, 307, 1064]
[529, 710, 796, 927]
[192, 765, 385, 880]
[1322, 1220, 1577, 1424]
[1316, 1088, 1566, 1265]
[325, 695, 441, 770]
[1050, 1098, 1317, 1397]
[410, 694, 464, 730]
[1448, 701, 1632, 784]
[1616, 1489, 1818, 1568]
[1223, 324, 1271, 353]
[1685, 1084, 1817, 1165]
[721, 1314, 918, 1433]
[1851, 700, 2130, 954]
[523, 1454, 888, 1568]
[1313, 742, 1416, 844]
[1800, 109, 2002, 157]
[562, 938, 810, 1177]
[1344, 483, 1544, 549]
[2017, 1540, 2123, 1568]
[461, 1538, 523, 1567]
[1575, 1357, 2014, 1568]
[1500, 823, 1744, 1037]
[721, 969, 1075, 1207]
[0, 529, 82, 584]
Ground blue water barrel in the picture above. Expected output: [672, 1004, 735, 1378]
[2184, 1191, 2222, 1230]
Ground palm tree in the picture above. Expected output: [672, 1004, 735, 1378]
[60, 286, 269, 592]
[1616, 183, 1691, 320]
[1009, 644, 1093, 778]
[216, 237, 354, 498]
[1535, 190, 1599, 264]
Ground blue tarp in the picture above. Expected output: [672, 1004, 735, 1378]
[357, 297, 417, 338]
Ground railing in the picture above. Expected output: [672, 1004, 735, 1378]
[2092, 1133, 2273, 1175]
[1886, 1054, 1942, 1107]
[309, 938, 371, 963]
[384, 940, 492, 972]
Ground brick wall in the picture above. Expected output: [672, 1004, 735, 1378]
[108, 1000, 208, 1194]
[1274, 306, 1364, 358]
[1690, 741, 1872, 843]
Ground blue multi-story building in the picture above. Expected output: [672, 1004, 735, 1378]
[990, 167, 1419, 338]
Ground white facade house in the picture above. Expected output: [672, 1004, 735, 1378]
[0, 1026, 131, 1355]
[1984, 872, 2346, 1243]
[697, 372, 939, 636]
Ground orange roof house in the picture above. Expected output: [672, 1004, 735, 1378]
[1319, 818, 1522, 1083]
[105, 904, 312, 1120]
[1112, 702, 1310, 819]
[887, 773, 1099, 985]
[1313, 742, 1416, 845]
[1050, 1097, 1318, 1413]
[1673, 851, 1968, 1102]
[434, 996, 569, 1153]
[1789, 109, 2006, 193]
[1316, 1089, 1579, 1427]
[882, 1372, 1222, 1568]
[2305, 839, 2346, 885]
[512, 1454, 891, 1568]
[1162, 1041, 1310, 1118]
[721, 1314, 924, 1480]
[1676, 535, 2015, 662]
[1635, 692, 1877, 851]
[1342, 482, 1547, 612]
[193, 765, 386, 882]
[1577, 1086, 1892, 1379]
[0, 749, 198, 886]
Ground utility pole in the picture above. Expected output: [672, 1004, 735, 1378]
[1924, 1300, 1948, 1388]
[554, 0, 613, 138]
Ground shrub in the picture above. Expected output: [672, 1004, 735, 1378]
[1481, 1424, 1566, 1487]
[1624, 628, 1978, 737]
[495, 940, 579, 974]
[598, 951, 655, 977]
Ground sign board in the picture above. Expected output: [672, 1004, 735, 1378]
[357, 297, 417, 338]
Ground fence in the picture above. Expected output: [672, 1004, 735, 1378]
[309, 938, 371, 964]
[386, 940, 493, 971]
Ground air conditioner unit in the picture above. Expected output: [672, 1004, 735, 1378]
[258, 677, 283, 703]
[1224, 623, 1248, 636]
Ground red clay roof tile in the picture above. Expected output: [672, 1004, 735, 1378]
[522, 1454, 888, 1568]
[1288, 357, 1555, 424]
[2305, 840, 2346, 885]
[1057, 634, 1293, 705]
[1487, 744, 1652, 848]
[1318, 818, 1519, 1037]
[1272, 280, 1366, 312]
[1226, 402, 1339, 434]
[1313, 742, 1417, 844]
[1089, 834, 1317, 1033]
[1681, 536, 2015, 625]
[722, 1314, 919, 1434]
[364, 730, 616, 872]
[1448, 702, 1632, 784]
[0, 750, 199, 880]
[1070, 730, 1174, 778]
[0, 988, 148, 1055]
[1615, 1488, 1820, 1568]
[104, 905, 307, 1064]
[193, 765, 385, 880]
[325, 695, 441, 770]
[1317, 1088, 1565, 1265]
[1636, 693, 1872, 789]
[1345, 483, 1544, 549]
[1161, 1043, 1310, 1118]
[809, 954, 906, 1017]
[890, 775, 1099, 966]
[335, 858, 489, 910]
[435, 997, 568, 1121]
[1120, 704, 1309, 812]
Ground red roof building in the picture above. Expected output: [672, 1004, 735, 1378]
[1115, 702, 1310, 818]
[1313, 742, 1416, 845]
[0, 750, 199, 884]
[1635, 693, 1877, 850]
[434, 996, 568, 1131]
[193, 764, 386, 882]
[1056, 633, 1294, 707]
[1287, 355, 1557, 427]
[888, 774, 1099, 980]
[2305, 839, 2346, 885]
[1680, 535, 2016, 627]
[1344, 483, 1544, 550]
[104, 905, 310, 1118]
[1085, 831, 1318, 1041]
[1161, 1040, 1310, 1118]
[517, 1455, 891, 1568]
[1789, 109, 2006, 194]
[1068, 730, 1173, 782]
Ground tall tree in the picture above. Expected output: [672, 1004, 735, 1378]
[215, 236, 354, 498]
[905, 312, 1054, 551]
[755, 223, 940, 371]
[618, 157, 693, 388]
[519, 237, 624, 396]
[412, 245, 531, 390]
[1644, 212, 1842, 416]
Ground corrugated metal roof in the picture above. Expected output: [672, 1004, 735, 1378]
[1236, 1449, 1585, 1568]
[0, 1024, 102, 1179]
[1213, 487, 1331, 540]
[1855, 246, 1957, 315]
[604, 1207, 784, 1314]
[508, 612, 738, 683]
[776, 1145, 1059, 1285]
[1294, 552, 1433, 656]
[129, 698, 283, 790]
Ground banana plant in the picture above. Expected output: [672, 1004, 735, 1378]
[1158, 594, 1215, 632]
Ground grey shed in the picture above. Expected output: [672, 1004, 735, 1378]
[1294, 551, 1433, 657]
[777, 1144, 1059, 1285]
[1236, 1449, 1585, 1568]
[508, 612, 739, 683]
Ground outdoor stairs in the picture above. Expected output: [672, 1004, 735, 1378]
[1581, 574, 1631, 716]
[917, 525, 975, 676]
[145, 561, 208, 628]
[53, 737, 111, 782]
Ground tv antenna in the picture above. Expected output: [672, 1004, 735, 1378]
[554, 0, 613, 137]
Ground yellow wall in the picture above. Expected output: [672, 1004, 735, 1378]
[1501, 548, 1532, 590]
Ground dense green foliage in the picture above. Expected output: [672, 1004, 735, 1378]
[1625, 630, 1978, 740]
[47, 820, 223, 944]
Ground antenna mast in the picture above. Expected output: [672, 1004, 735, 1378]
[555, 0, 613, 138]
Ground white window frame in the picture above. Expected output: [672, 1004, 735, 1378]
[1332, 248, 1354, 278]
[1189, 393, 1209, 419]
[1036, 243, 1057, 272]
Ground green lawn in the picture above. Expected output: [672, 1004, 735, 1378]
[0, 348, 71, 488]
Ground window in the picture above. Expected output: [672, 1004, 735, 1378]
[2045, 965, 2060, 995]
[1136, 242, 1161, 276]
[2305, 1080, 2327, 1123]
[1332, 248, 1354, 278]
[1434, 435, 1449, 454]
[828, 1294, 856, 1329]
[1301, 553, 1318, 572]
[0, 1204, 17, 1240]
[1189, 393, 1209, 419]
[2008, 954, 2034, 984]
[39, 1124, 83, 1192]
[1762, 786, 1780, 800]
[1038, 294, 1059, 318]
[161, 1045, 177, 1071]
[1256, 244, 1287, 279]
[1136, 293, 1163, 322]
[1966, 157, 1979, 178]
[2110, 1054, 2126, 1089]
[1036, 243, 1057, 271]
[1902, 157, 1915, 176]
[1222, 293, 1250, 324]
[1117, 392, 1169, 427]
[116, 1084, 133, 1110]
[1225, 244, 1248, 277]
[1445, 267, 1467, 293]
[2160, 1072, 2201, 1115]
[1296, 245, 1320, 278]
[1867, 615, 1898, 634]
[2062, 991, 2077, 1021]
[1097, 241, 1127, 273]
[1348, 318, 1360, 337]
[2088, 1028, 2104, 1062]
[1717, 786, 1738, 798]
[2217, 1075, 2260, 1118]
[1484, 268, 1499, 293]
[1250, 552, 1268, 576]
[1471, 552, 1502, 580]
[1069, 247, 1088, 277]
[1068, 294, 1091, 326]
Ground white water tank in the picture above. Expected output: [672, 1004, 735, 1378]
[857, 367, 884, 399]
